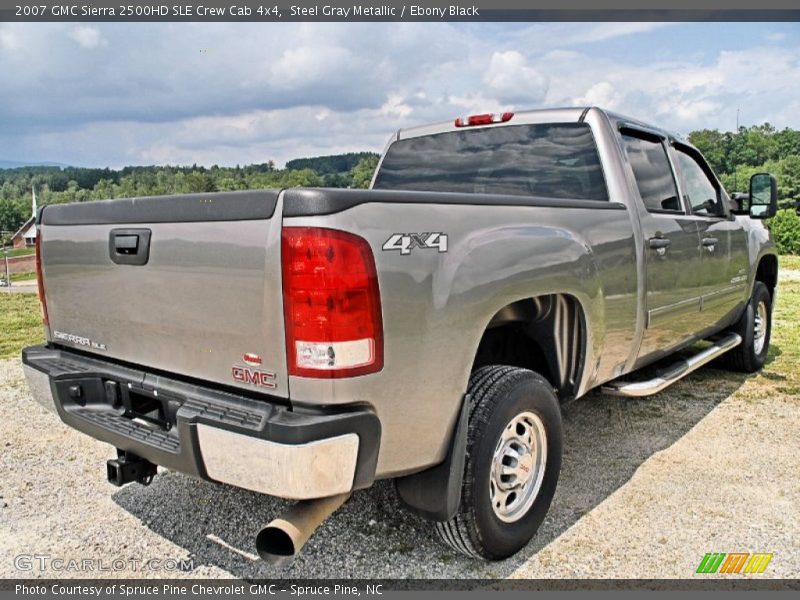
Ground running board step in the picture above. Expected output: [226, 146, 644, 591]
[601, 333, 742, 397]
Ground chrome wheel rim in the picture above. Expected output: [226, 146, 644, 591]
[490, 411, 547, 523]
[753, 300, 768, 355]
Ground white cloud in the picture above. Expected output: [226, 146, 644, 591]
[655, 98, 722, 124]
[448, 92, 508, 115]
[575, 22, 673, 44]
[68, 26, 106, 49]
[1, 22, 799, 167]
[269, 46, 354, 89]
[574, 82, 621, 110]
[379, 95, 413, 119]
[543, 44, 800, 131]
[505, 22, 677, 52]
[484, 51, 548, 105]
[0, 28, 21, 52]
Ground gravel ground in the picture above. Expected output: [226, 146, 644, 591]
[1, 355, 797, 580]
[0, 281, 38, 295]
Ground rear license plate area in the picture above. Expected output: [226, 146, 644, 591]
[121, 386, 181, 432]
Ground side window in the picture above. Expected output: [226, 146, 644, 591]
[675, 148, 723, 217]
[621, 133, 682, 213]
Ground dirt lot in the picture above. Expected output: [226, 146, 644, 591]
[1, 270, 798, 580]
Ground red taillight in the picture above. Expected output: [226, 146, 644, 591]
[281, 227, 383, 378]
[454, 112, 514, 127]
[35, 230, 49, 327]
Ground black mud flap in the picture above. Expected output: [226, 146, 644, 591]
[395, 394, 470, 522]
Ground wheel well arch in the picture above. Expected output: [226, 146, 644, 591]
[755, 254, 778, 299]
[471, 294, 587, 401]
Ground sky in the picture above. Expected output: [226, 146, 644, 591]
[0, 21, 799, 168]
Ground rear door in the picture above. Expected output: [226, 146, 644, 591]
[619, 129, 704, 360]
[39, 190, 290, 398]
[670, 144, 749, 329]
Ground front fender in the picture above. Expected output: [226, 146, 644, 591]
[745, 219, 778, 297]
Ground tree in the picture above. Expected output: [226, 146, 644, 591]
[742, 123, 778, 166]
[281, 168, 322, 188]
[775, 127, 800, 158]
[182, 171, 216, 193]
[92, 179, 114, 200]
[350, 156, 379, 189]
[769, 209, 800, 254]
[286, 152, 378, 175]
[720, 164, 762, 195]
[216, 177, 240, 191]
[768, 155, 800, 209]
[0, 197, 25, 235]
[688, 129, 729, 174]
[323, 172, 350, 188]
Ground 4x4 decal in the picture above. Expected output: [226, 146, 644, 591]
[382, 232, 448, 255]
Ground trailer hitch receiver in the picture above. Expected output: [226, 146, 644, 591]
[106, 451, 158, 486]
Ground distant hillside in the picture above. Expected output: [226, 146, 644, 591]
[285, 152, 379, 175]
[0, 160, 69, 169]
[0, 152, 381, 237]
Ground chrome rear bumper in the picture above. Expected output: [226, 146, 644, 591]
[23, 363, 58, 414]
[197, 425, 359, 498]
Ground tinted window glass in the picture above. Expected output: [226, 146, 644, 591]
[373, 123, 608, 201]
[621, 134, 681, 212]
[675, 148, 723, 216]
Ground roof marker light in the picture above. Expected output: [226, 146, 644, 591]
[454, 112, 514, 127]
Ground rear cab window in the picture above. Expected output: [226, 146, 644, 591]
[373, 122, 609, 201]
[620, 131, 682, 214]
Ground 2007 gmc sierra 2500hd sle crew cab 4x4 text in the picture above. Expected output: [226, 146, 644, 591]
[22, 107, 779, 563]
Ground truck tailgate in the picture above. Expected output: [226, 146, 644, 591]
[38, 190, 289, 398]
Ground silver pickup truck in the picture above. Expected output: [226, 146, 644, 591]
[23, 107, 779, 563]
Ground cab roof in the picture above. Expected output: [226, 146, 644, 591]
[395, 106, 686, 144]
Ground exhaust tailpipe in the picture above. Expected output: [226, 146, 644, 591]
[256, 493, 350, 566]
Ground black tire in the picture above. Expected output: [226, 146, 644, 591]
[718, 281, 772, 373]
[435, 366, 562, 560]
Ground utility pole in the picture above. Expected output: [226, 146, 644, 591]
[733, 107, 740, 192]
[2, 246, 9, 289]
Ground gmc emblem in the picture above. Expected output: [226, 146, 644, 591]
[232, 366, 277, 389]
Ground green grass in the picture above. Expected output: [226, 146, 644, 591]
[0, 293, 44, 360]
[765, 277, 800, 397]
[3, 246, 35, 258]
[780, 255, 800, 271]
[9, 271, 36, 283]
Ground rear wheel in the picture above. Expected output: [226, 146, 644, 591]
[435, 366, 562, 560]
[718, 281, 772, 373]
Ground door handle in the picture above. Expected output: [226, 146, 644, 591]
[113, 235, 139, 254]
[648, 237, 670, 256]
[702, 237, 718, 252]
[648, 237, 671, 249]
[109, 229, 151, 265]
